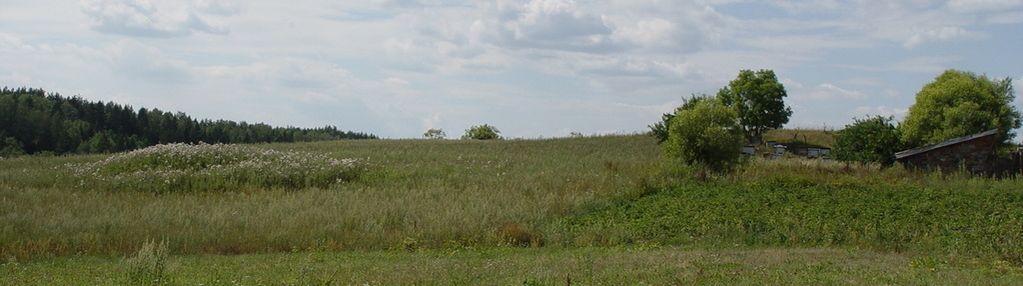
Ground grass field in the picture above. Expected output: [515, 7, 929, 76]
[4, 247, 1022, 285]
[2, 133, 1022, 284]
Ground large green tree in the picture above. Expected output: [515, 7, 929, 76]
[900, 70, 1021, 147]
[718, 69, 792, 144]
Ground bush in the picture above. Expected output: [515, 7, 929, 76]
[463, 124, 501, 140]
[663, 100, 744, 172]
[833, 116, 902, 166]
[65, 143, 363, 192]
[0, 137, 25, 158]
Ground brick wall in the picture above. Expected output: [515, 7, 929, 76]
[899, 135, 997, 173]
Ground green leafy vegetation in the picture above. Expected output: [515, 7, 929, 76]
[649, 94, 714, 143]
[2, 135, 1022, 283]
[462, 124, 501, 140]
[718, 69, 793, 144]
[899, 70, 1020, 147]
[558, 160, 1023, 264]
[663, 100, 744, 172]
[833, 116, 902, 165]
[0, 87, 376, 155]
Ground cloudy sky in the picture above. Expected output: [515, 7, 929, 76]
[1, 0, 1021, 138]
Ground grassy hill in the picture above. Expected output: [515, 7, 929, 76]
[2, 135, 1022, 284]
[764, 128, 836, 148]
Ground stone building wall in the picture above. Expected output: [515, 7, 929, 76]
[899, 134, 997, 173]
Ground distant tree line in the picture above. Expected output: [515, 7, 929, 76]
[0, 87, 377, 156]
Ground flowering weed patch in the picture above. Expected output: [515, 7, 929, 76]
[65, 143, 363, 192]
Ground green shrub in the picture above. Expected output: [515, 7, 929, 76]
[125, 240, 169, 285]
[65, 143, 363, 192]
[833, 116, 902, 166]
[663, 100, 744, 172]
[463, 124, 501, 140]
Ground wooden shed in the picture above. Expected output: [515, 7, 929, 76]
[894, 129, 998, 173]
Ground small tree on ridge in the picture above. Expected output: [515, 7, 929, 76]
[463, 124, 501, 140]
[718, 69, 792, 144]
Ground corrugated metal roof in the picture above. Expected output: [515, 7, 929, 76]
[894, 129, 998, 159]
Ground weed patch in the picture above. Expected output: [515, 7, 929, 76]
[63, 143, 363, 192]
[125, 240, 170, 285]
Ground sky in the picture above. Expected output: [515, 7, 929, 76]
[1, 0, 1021, 139]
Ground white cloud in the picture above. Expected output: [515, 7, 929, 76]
[987, 11, 1023, 23]
[808, 83, 867, 100]
[81, 0, 230, 37]
[0, 0, 1018, 137]
[903, 26, 983, 48]
[107, 40, 192, 82]
[948, 0, 1023, 12]
[470, 0, 617, 53]
[852, 105, 909, 120]
[0, 33, 33, 52]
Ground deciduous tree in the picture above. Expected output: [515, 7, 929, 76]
[718, 70, 792, 144]
[900, 69, 1021, 147]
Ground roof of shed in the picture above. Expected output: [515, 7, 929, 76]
[894, 129, 998, 160]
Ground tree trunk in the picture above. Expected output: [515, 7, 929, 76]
[749, 130, 763, 145]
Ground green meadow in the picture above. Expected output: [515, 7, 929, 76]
[2, 134, 1022, 284]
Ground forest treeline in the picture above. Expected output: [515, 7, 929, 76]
[0, 87, 376, 156]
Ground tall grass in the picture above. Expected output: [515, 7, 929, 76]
[3, 135, 1022, 266]
[1, 136, 659, 259]
[125, 240, 170, 285]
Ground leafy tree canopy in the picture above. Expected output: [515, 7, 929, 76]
[900, 69, 1021, 147]
[664, 100, 744, 172]
[717, 69, 792, 144]
[649, 94, 715, 143]
[423, 128, 446, 139]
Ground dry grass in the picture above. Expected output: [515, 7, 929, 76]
[765, 128, 836, 147]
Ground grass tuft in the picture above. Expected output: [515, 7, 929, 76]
[125, 240, 170, 285]
[496, 223, 543, 247]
